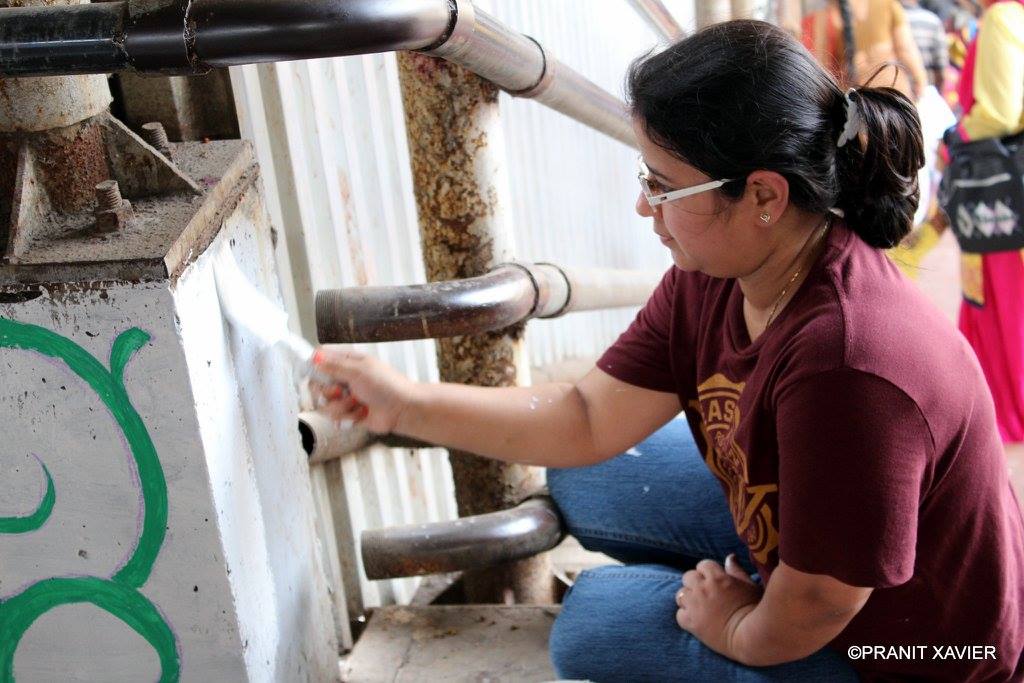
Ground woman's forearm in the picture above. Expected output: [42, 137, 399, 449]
[727, 565, 869, 666]
[396, 381, 602, 468]
[728, 600, 833, 666]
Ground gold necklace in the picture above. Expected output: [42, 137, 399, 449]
[764, 216, 832, 329]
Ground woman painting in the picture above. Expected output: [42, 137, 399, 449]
[313, 21, 1024, 682]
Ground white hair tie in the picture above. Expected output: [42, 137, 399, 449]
[836, 89, 863, 148]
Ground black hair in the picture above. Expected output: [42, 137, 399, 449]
[627, 19, 924, 249]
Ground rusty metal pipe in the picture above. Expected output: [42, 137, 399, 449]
[316, 264, 542, 344]
[626, 0, 685, 42]
[316, 263, 660, 344]
[361, 496, 564, 580]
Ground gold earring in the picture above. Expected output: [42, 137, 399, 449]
[760, 213, 771, 223]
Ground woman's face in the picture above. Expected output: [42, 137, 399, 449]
[634, 122, 771, 279]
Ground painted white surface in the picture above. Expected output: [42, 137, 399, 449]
[173, 184, 338, 681]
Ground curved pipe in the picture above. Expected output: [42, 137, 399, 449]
[316, 262, 660, 344]
[0, 0, 634, 146]
[361, 496, 564, 580]
[316, 265, 543, 343]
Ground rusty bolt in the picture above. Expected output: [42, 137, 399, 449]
[95, 180, 122, 211]
[93, 180, 134, 233]
[141, 121, 173, 158]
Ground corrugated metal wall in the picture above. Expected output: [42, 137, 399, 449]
[229, 0, 694, 644]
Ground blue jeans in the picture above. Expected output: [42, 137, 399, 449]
[546, 419, 860, 682]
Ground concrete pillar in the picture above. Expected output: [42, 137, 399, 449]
[396, 52, 554, 605]
[0, 140, 339, 682]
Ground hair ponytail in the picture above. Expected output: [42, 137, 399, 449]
[833, 86, 924, 249]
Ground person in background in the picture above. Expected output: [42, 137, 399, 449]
[903, 0, 950, 90]
[803, 0, 930, 99]
[921, 0, 958, 22]
[946, 0, 1024, 442]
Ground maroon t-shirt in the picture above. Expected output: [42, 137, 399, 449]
[599, 223, 1024, 681]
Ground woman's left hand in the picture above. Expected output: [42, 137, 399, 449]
[675, 554, 763, 658]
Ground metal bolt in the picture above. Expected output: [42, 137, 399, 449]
[95, 180, 122, 212]
[93, 180, 133, 233]
[141, 121, 172, 157]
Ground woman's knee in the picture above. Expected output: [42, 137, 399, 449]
[548, 565, 683, 680]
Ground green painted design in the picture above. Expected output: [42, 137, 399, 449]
[0, 577, 178, 682]
[110, 328, 149, 387]
[0, 317, 178, 682]
[0, 462, 54, 534]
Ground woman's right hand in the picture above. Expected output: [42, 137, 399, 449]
[310, 347, 419, 434]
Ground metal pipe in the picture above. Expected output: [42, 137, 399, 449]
[315, 263, 660, 344]
[0, 0, 635, 147]
[361, 496, 564, 580]
[555, 266, 662, 316]
[423, 3, 634, 147]
[298, 410, 432, 464]
[626, 0, 685, 42]
[173, 0, 452, 72]
[316, 265, 538, 344]
[0, 1, 128, 77]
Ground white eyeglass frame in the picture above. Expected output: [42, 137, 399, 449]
[637, 157, 734, 207]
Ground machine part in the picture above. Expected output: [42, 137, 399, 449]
[93, 179, 134, 232]
[0, 0, 634, 147]
[2, 113, 202, 263]
[315, 263, 660, 343]
[361, 496, 565, 581]
[1, 137, 249, 284]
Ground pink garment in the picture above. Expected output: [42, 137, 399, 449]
[959, 253, 1024, 442]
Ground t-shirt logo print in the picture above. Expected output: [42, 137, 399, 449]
[692, 373, 780, 564]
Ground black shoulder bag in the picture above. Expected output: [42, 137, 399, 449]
[938, 126, 1024, 253]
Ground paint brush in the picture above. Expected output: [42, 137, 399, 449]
[212, 246, 335, 387]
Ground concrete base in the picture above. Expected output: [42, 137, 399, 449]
[343, 605, 560, 682]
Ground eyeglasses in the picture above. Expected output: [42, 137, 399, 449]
[637, 156, 734, 207]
